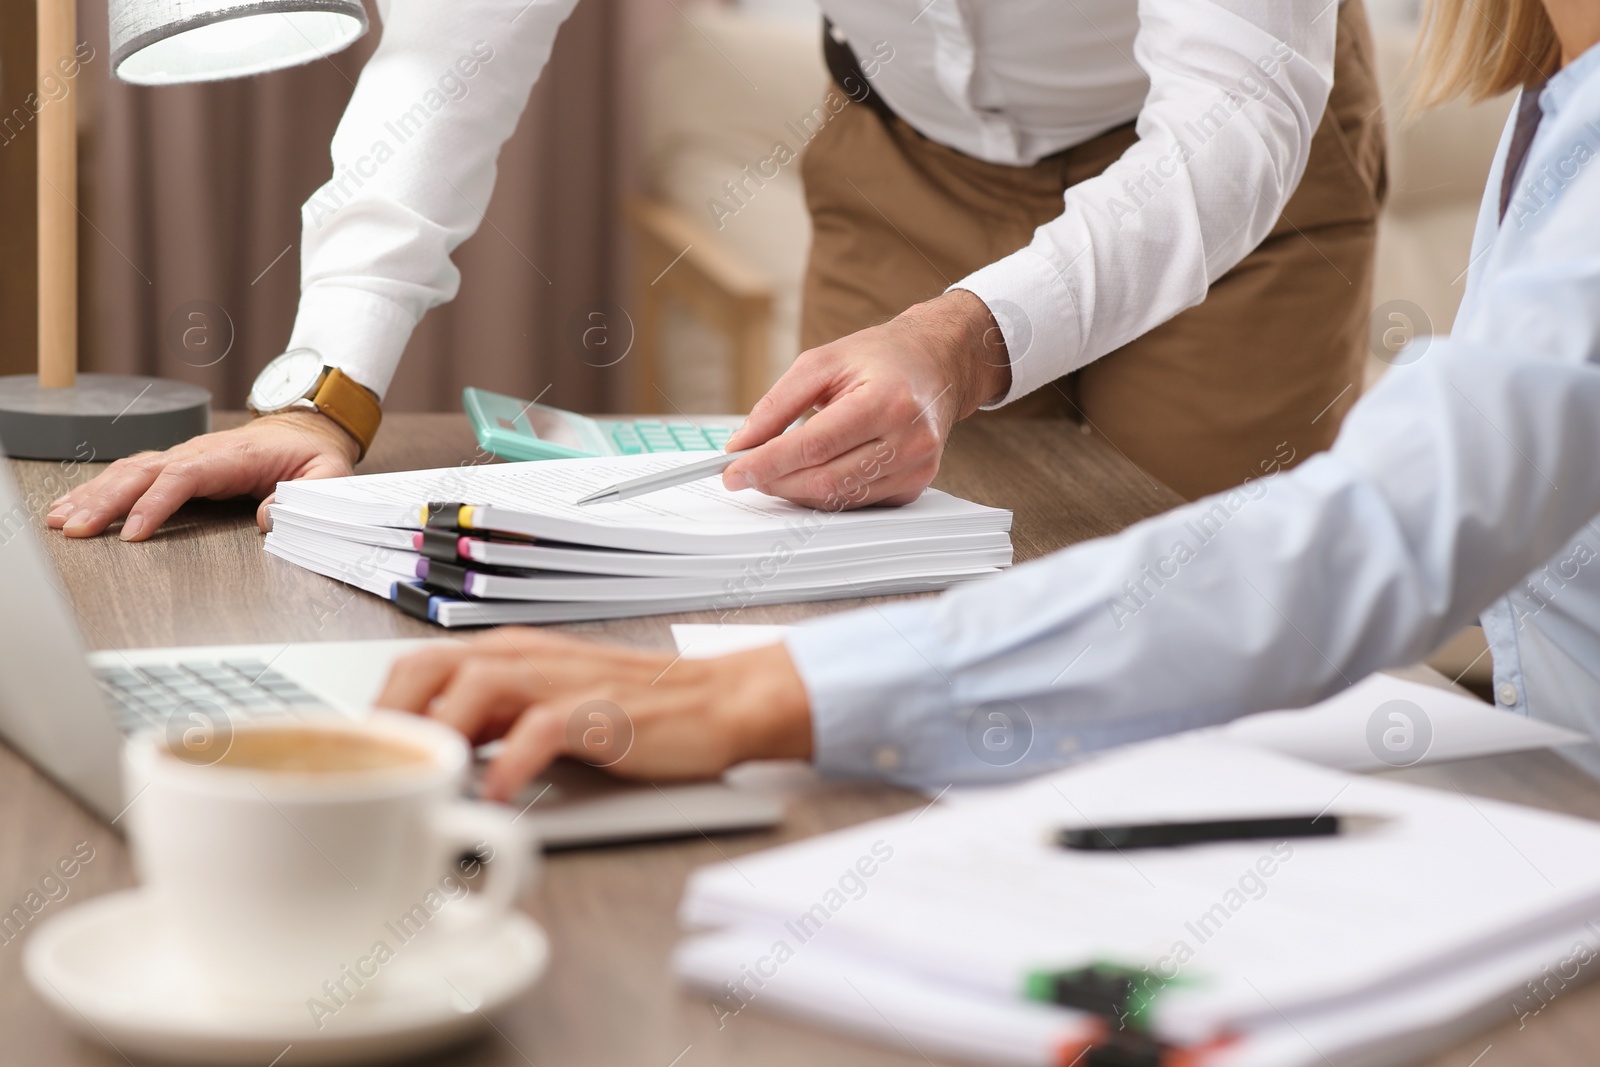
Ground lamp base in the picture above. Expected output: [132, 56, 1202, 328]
[0, 374, 211, 461]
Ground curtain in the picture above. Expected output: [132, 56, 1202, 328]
[76, 0, 626, 415]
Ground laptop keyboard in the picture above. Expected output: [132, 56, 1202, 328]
[93, 660, 330, 735]
[610, 421, 734, 455]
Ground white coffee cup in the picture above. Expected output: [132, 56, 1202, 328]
[122, 711, 531, 1006]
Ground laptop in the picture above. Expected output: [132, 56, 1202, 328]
[0, 458, 784, 848]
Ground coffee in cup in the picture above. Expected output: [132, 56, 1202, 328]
[123, 712, 531, 1007]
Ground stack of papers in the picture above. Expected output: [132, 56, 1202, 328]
[263, 455, 1013, 627]
[676, 741, 1600, 1066]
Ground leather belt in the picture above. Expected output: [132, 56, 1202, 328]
[822, 19, 895, 123]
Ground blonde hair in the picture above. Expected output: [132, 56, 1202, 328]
[1410, 0, 1561, 110]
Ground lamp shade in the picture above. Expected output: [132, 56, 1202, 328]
[110, 0, 368, 85]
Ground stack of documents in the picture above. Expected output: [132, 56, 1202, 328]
[263, 454, 1013, 627]
[676, 741, 1600, 1066]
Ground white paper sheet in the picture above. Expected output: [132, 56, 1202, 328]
[1205, 672, 1586, 771]
[671, 623, 796, 658]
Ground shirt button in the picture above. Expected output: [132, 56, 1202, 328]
[1496, 682, 1520, 706]
[1057, 737, 1081, 755]
[873, 745, 901, 772]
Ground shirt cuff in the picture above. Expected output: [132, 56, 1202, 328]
[949, 247, 1083, 409]
[285, 285, 418, 401]
[784, 601, 961, 784]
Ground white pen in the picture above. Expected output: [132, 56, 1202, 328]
[574, 449, 754, 506]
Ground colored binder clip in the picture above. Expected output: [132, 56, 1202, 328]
[1084, 1031, 1170, 1067]
[421, 502, 474, 530]
[392, 581, 435, 622]
[416, 559, 471, 598]
[1028, 963, 1187, 1066]
[413, 528, 465, 562]
[1029, 963, 1149, 1022]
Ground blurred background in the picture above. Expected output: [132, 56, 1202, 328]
[0, 0, 1513, 417]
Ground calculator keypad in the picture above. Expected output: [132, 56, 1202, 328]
[611, 422, 733, 454]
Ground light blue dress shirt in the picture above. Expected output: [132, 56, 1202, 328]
[786, 42, 1600, 788]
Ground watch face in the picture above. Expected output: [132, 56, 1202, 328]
[250, 349, 324, 411]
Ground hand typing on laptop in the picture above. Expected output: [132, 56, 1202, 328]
[377, 628, 812, 801]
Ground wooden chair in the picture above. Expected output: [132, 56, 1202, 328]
[625, 196, 774, 415]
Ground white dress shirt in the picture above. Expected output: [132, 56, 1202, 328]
[788, 42, 1600, 785]
[286, 0, 1335, 406]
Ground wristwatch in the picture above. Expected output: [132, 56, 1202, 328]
[247, 349, 382, 460]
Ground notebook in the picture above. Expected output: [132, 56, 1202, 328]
[676, 740, 1600, 1065]
[263, 454, 1012, 627]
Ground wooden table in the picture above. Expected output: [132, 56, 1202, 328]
[5, 414, 1598, 1067]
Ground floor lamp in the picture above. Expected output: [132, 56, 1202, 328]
[0, 0, 367, 461]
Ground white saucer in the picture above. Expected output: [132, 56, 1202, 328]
[24, 889, 549, 1066]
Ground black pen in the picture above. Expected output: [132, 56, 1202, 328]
[1056, 814, 1387, 851]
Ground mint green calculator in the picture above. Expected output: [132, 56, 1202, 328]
[463, 387, 742, 462]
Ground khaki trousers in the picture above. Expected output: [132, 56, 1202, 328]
[799, 0, 1387, 499]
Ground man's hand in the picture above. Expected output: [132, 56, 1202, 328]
[721, 289, 1011, 509]
[45, 411, 361, 541]
[376, 628, 813, 801]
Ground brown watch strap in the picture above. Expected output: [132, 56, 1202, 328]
[312, 367, 382, 461]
